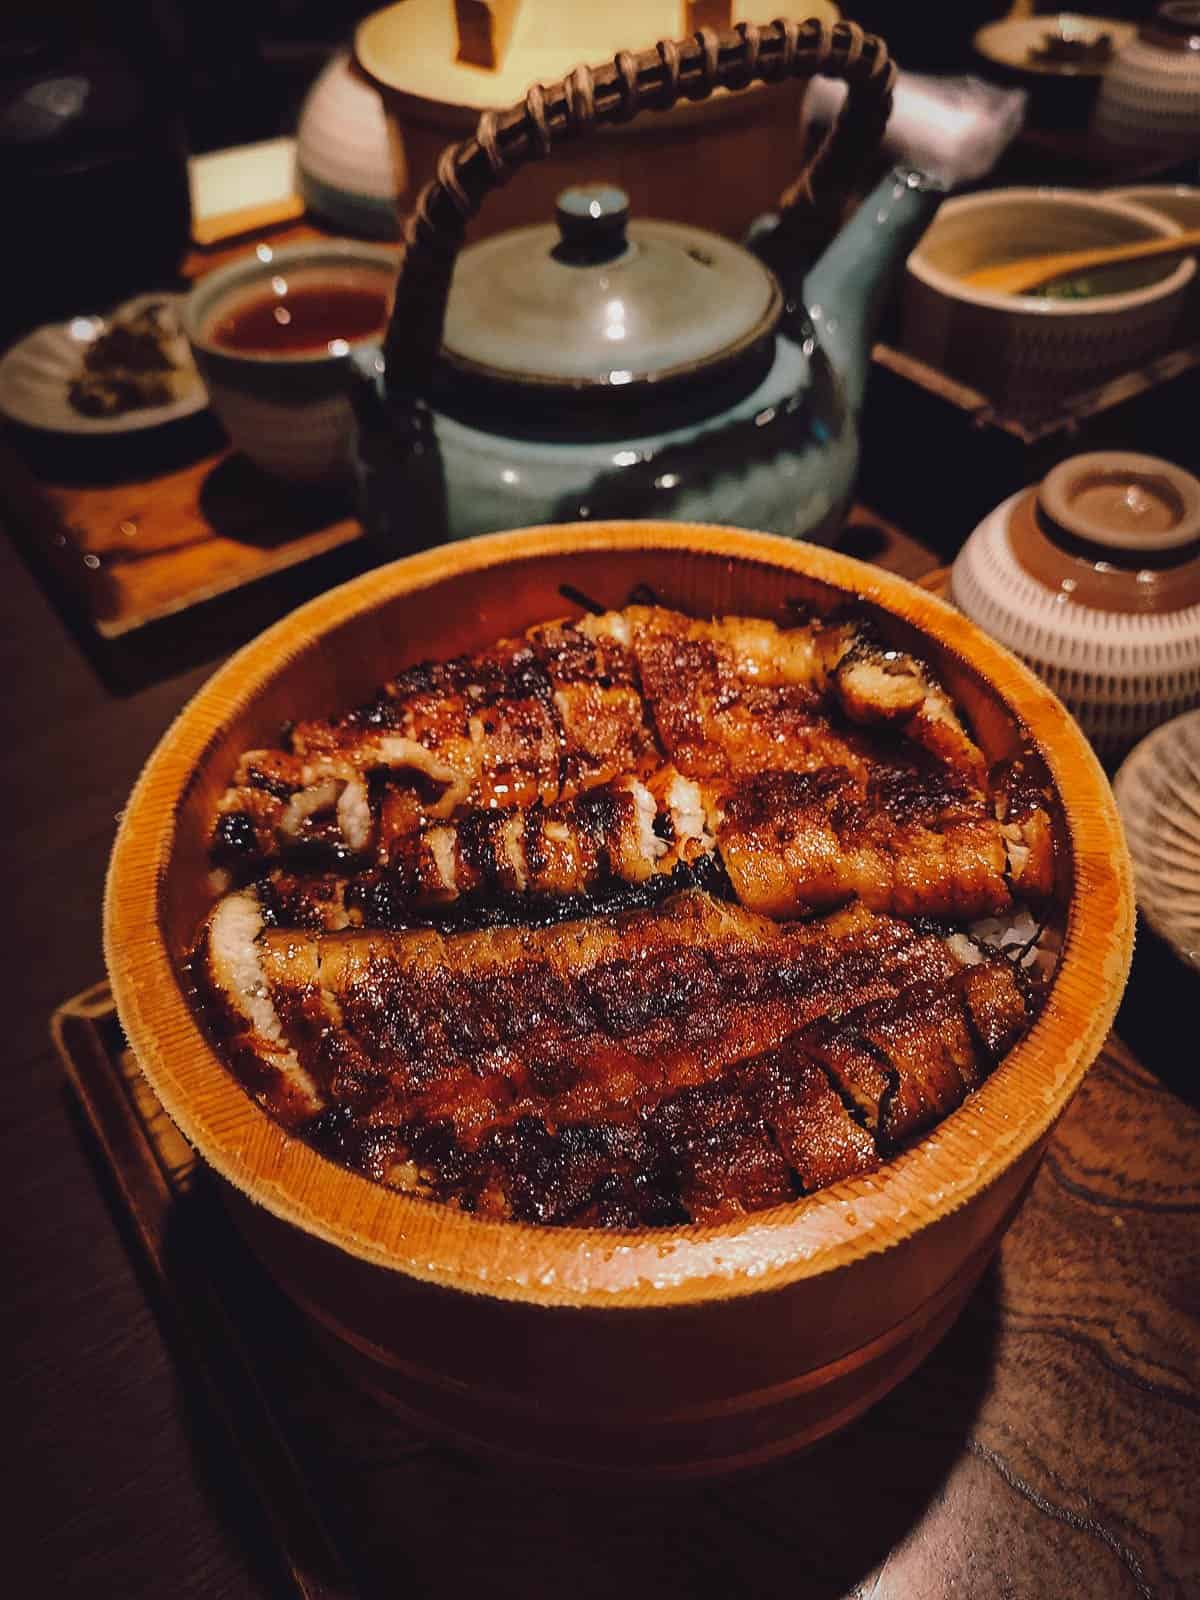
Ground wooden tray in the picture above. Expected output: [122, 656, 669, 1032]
[0, 439, 363, 639]
[53, 982, 1200, 1598]
[873, 336, 1200, 448]
[859, 333, 1200, 557]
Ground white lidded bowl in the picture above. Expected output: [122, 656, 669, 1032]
[296, 50, 402, 240]
[902, 188, 1194, 415]
[951, 451, 1200, 762]
[1092, 2, 1200, 160]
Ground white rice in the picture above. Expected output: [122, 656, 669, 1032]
[966, 906, 1047, 971]
[581, 611, 631, 647]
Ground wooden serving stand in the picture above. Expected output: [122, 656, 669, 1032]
[53, 981, 1199, 1599]
[859, 329, 1200, 553]
[0, 438, 362, 639]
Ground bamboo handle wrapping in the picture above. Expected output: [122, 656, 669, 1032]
[382, 17, 896, 387]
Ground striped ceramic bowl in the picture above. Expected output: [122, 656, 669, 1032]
[1114, 708, 1200, 972]
[183, 240, 397, 485]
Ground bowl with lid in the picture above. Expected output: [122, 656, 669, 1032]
[1092, 2, 1200, 162]
[296, 50, 402, 240]
[1114, 707, 1200, 973]
[951, 451, 1200, 761]
[105, 519, 1134, 1476]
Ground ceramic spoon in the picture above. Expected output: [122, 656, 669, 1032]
[962, 226, 1200, 295]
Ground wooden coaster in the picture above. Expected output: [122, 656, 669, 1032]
[1, 442, 363, 640]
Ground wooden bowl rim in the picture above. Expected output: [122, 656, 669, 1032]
[104, 522, 1134, 1309]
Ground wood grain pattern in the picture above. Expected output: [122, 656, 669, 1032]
[0, 441, 360, 637]
[55, 993, 1199, 1598]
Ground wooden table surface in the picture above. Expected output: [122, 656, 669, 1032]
[3, 495, 1197, 1600]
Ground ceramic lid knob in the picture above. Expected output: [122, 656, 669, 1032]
[554, 185, 630, 260]
[440, 186, 779, 389]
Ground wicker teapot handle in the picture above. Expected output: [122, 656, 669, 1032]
[382, 17, 895, 387]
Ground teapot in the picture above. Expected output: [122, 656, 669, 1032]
[354, 17, 946, 549]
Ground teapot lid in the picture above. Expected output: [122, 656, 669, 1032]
[439, 184, 782, 392]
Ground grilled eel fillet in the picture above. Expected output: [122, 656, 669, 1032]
[199, 889, 1037, 1227]
[241, 751, 1052, 932]
[212, 604, 989, 870]
[211, 603, 1052, 921]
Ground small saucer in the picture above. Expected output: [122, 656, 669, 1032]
[1114, 708, 1200, 973]
[0, 293, 207, 436]
[973, 13, 1135, 79]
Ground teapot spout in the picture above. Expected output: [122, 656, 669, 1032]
[803, 169, 945, 414]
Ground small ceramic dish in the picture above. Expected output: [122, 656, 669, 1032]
[902, 189, 1194, 414]
[950, 450, 1200, 761]
[182, 240, 397, 484]
[1113, 708, 1200, 972]
[973, 13, 1136, 79]
[0, 293, 206, 435]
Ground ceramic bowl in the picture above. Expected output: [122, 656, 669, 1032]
[951, 451, 1200, 762]
[182, 241, 396, 485]
[972, 13, 1136, 79]
[296, 50, 401, 240]
[1109, 185, 1200, 332]
[1092, 1, 1200, 159]
[0, 293, 206, 436]
[902, 189, 1194, 415]
[1108, 183, 1200, 233]
[104, 523, 1133, 1477]
[1113, 708, 1200, 972]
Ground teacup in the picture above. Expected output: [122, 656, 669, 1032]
[183, 240, 397, 484]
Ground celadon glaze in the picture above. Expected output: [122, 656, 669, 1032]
[354, 169, 942, 549]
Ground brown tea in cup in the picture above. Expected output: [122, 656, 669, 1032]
[206, 267, 390, 356]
